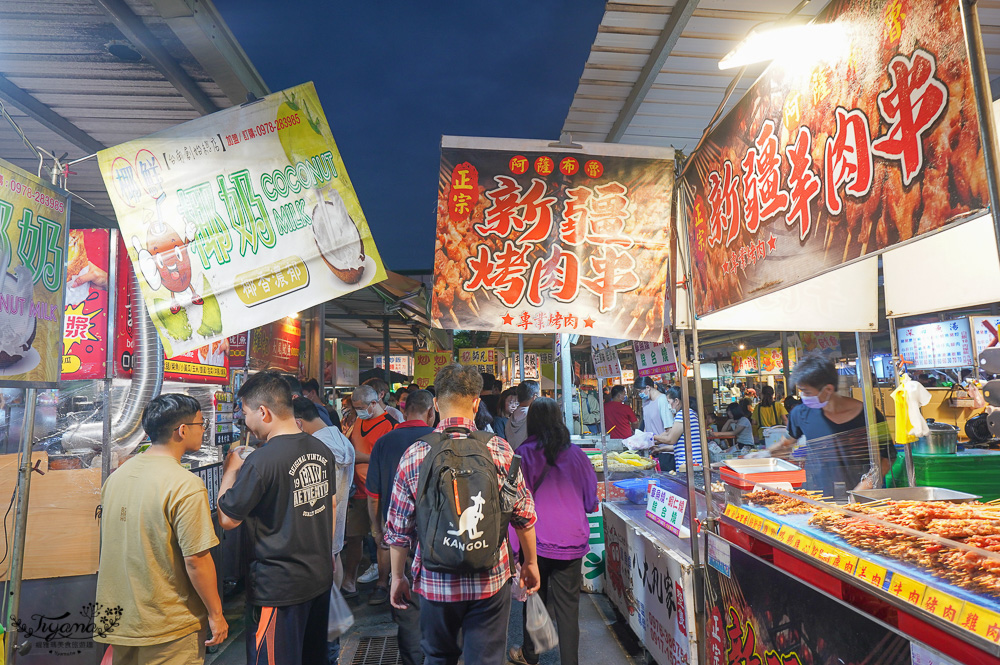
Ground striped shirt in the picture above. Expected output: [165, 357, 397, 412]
[383, 417, 537, 602]
[673, 408, 703, 470]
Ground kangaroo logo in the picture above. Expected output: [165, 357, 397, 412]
[447, 491, 486, 540]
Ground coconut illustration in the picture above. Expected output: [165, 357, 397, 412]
[312, 187, 365, 284]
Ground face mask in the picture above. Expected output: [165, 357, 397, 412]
[640, 391, 650, 401]
[800, 394, 828, 409]
[355, 405, 374, 420]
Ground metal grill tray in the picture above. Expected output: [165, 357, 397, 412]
[723, 458, 802, 475]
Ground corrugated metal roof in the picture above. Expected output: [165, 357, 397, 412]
[562, 0, 1000, 150]
[0, 0, 267, 225]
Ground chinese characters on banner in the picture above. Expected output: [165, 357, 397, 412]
[684, 0, 987, 316]
[433, 138, 674, 342]
[63, 230, 110, 380]
[633, 336, 678, 377]
[228, 332, 249, 368]
[333, 341, 359, 386]
[457, 347, 496, 374]
[414, 350, 452, 388]
[0, 159, 68, 387]
[97, 82, 388, 358]
[511, 353, 540, 382]
[758, 347, 797, 375]
[896, 319, 973, 369]
[374, 355, 413, 375]
[249, 317, 301, 373]
[731, 349, 760, 376]
[800, 331, 842, 356]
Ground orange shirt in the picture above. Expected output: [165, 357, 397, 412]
[350, 413, 395, 498]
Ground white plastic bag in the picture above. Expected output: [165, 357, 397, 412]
[328, 584, 355, 640]
[525, 593, 558, 653]
[622, 430, 654, 451]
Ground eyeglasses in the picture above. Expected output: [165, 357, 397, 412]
[176, 418, 209, 431]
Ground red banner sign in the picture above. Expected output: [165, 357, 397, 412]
[228, 332, 249, 369]
[249, 317, 301, 373]
[684, 0, 986, 316]
[62, 230, 110, 380]
[434, 138, 674, 342]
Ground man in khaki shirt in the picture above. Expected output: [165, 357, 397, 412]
[95, 393, 227, 664]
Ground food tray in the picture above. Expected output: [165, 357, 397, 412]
[848, 487, 981, 504]
[724, 458, 801, 473]
[613, 478, 656, 505]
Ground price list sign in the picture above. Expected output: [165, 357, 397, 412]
[646, 484, 687, 536]
[897, 319, 973, 369]
[633, 339, 678, 377]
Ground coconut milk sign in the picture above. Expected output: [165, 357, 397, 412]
[0, 158, 68, 387]
[97, 82, 388, 357]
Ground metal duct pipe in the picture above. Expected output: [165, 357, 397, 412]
[61, 271, 163, 453]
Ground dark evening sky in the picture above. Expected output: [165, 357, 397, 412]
[213, 1, 605, 272]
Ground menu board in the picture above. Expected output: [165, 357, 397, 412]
[511, 353, 540, 382]
[228, 332, 249, 369]
[593, 346, 622, 381]
[375, 355, 413, 375]
[896, 319, 974, 369]
[633, 338, 678, 377]
[457, 347, 496, 374]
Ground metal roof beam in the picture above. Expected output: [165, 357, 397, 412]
[69, 204, 118, 229]
[0, 75, 106, 154]
[606, 0, 700, 142]
[92, 0, 221, 116]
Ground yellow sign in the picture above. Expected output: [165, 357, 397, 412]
[0, 159, 68, 387]
[957, 603, 1000, 643]
[98, 82, 387, 358]
[414, 351, 452, 388]
[853, 558, 889, 589]
[886, 572, 926, 608]
[920, 586, 964, 624]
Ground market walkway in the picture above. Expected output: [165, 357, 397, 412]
[205, 581, 645, 665]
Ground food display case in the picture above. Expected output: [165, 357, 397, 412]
[718, 486, 1000, 664]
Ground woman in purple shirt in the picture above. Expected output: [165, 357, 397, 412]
[508, 398, 598, 665]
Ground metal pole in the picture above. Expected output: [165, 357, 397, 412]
[313, 303, 325, 384]
[780, 332, 791, 400]
[504, 336, 510, 385]
[855, 332, 884, 490]
[518, 334, 525, 385]
[103, 230, 119, 483]
[6, 388, 37, 663]
[553, 334, 559, 407]
[678, 332, 701, 569]
[382, 317, 391, 387]
[677, 185, 715, 518]
[561, 334, 574, 432]
[960, 0, 1000, 258]
[887, 318, 914, 487]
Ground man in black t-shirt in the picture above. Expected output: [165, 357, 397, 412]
[365, 390, 435, 665]
[218, 370, 336, 665]
[770, 354, 894, 498]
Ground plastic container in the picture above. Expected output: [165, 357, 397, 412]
[613, 478, 657, 505]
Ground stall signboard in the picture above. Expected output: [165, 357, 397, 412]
[414, 350, 451, 388]
[758, 346, 797, 375]
[0, 159, 69, 387]
[705, 535, 911, 665]
[164, 340, 230, 384]
[249, 317, 301, 373]
[684, 0, 987, 317]
[334, 340, 359, 386]
[731, 349, 760, 376]
[800, 331, 842, 356]
[511, 353, 540, 382]
[62, 230, 110, 380]
[646, 485, 686, 536]
[582, 510, 605, 594]
[228, 331, 249, 368]
[604, 505, 697, 665]
[98, 82, 388, 358]
[969, 316, 1000, 359]
[374, 355, 413, 375]
[634, 337, 678, 377]
[897, 319, 973, 369]
[434, 137, 674, 342]
[593, 346, 622, 381]
[718, 361, 734, 378]
[457, 347, 496, 374]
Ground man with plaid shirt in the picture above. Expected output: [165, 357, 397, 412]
[385, 364, 540, 665]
